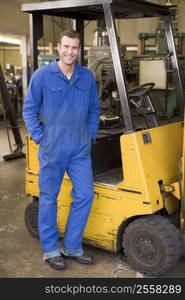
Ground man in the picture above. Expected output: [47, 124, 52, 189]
[23, 30, 100, 270]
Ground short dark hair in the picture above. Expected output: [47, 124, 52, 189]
[58, 29, 81, 45]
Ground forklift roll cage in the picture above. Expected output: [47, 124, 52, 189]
[22, 0, 185, 133]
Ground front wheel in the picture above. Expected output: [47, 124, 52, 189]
[24, 200, 39, 239]
[122, 215, 182, 276]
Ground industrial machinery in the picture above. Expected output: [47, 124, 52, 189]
[0, 64, 25, 161]
[22, 0, 185, 276]
[138, 2, 185, 118]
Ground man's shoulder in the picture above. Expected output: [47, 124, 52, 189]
[32, 65, 48, 77]
[77, 64, 94, 79]
[31, 62, 55, 82]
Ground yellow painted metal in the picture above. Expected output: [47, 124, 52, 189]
[170, 182, 180, 200]
[25, 121, 183, 252]
[180, 114, 185, 229]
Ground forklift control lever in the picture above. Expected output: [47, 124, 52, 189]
[164, 52, 175, 73]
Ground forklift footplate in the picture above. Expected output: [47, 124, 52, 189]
[93, 168, 123, 186]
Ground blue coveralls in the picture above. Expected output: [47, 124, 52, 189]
[23, 60, 100, 259]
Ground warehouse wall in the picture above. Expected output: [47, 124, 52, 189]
[0, 0, 71, 41]
[178, 1, 185, 31]
[117, 17, 159, 45]
[0, 0, 30, 36]
[0, 48, 21, 69]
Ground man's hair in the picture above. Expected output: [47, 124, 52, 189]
[58, 29, 81, 45]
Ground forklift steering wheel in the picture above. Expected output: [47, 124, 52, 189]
[128, 82, 155, 98]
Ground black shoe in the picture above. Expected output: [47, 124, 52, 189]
[45, 256, 67, 270]
[62, 253, 94, 264]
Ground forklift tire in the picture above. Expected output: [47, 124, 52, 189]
[24, 201, 39, 239]
[122, 215, 182, 276]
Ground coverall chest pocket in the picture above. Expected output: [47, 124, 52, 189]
[45, 82, 67, 124]
[46, 82, 65, 98]
[73, 81, 89, 109]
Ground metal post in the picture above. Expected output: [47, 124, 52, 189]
[103, 2, 134, 133]
[76, 19, 85, 66]
[29, 13, 43, 74]
[163, 16, 185, 116]
[20, 35, 28, 97]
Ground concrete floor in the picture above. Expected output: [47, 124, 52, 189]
[0, 119, 185, 278]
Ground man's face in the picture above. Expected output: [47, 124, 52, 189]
[57, 35, 80, 65]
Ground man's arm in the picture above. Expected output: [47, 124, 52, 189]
[23, 71, 44, 144]
[87, 73, 100, 141]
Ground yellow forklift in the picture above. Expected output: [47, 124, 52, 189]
[22, 0, 185, 276]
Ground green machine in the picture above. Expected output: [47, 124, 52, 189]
[137, 2, 185, 118]
[138, 30, 185, 118]
[38, 55, 58, 67]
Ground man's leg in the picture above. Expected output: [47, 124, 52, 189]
[38, 160, 69, 270]
[62, 153, 94, 257]
[38, 161, 65, 258]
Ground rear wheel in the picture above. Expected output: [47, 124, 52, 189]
[24, 201, 39, 239]
[122, 215, 182, 276]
